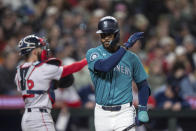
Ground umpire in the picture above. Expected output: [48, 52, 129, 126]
[86, 16, 151, 131]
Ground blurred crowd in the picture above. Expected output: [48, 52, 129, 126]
[1, 0, 196, 130]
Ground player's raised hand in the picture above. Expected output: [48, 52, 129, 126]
[124, 32, 144, 49]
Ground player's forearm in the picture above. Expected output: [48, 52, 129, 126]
[94, 47, 126, 72]
[137, 80, 151, 106]
[61, 58, 87, 77]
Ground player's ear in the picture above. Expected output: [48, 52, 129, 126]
[31, 48, 40, 56]
[30, 48, 36, 55]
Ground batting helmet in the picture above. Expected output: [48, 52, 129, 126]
[18, 34, 49, 60]
[96, 16, 119, 34]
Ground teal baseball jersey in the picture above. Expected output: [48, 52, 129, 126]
[86, 45, 148, 106]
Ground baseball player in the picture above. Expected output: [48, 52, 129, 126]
[14, 34, 87, 131]
[86, 16, 151, 131]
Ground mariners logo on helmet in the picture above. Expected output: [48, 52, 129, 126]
[18, 34, 48, 56]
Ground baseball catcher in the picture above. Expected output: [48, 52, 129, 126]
[15, 34, 87, 131]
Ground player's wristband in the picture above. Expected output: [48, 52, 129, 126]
[138, 105, 147, 111]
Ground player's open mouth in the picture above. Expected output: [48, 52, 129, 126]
[104, 43, 110, 47]
[104, 41, 110, 44]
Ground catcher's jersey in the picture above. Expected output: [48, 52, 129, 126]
[86, 45, 148, 106]
[15, 61, 63, 109]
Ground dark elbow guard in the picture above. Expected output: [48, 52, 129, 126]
[59, 74, 74, 88]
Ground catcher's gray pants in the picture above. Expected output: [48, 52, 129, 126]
[22, 108, 55, 131]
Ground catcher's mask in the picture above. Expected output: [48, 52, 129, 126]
[18, 34, 50, 61]
[96, 16, 120, 47]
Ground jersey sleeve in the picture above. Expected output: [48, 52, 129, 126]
[44, 64, 63, 80]
[86, 48, 103, 72]
[132, 54, 148, 83]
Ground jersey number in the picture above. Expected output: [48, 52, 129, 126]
[20, 67, 34, 90]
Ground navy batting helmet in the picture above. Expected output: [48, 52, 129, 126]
[18, 34, 48, 56]
[96, 16, 119, 34]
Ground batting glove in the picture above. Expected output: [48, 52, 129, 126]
[124, 32, 144, 49]
[135, 105, 149, 126]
